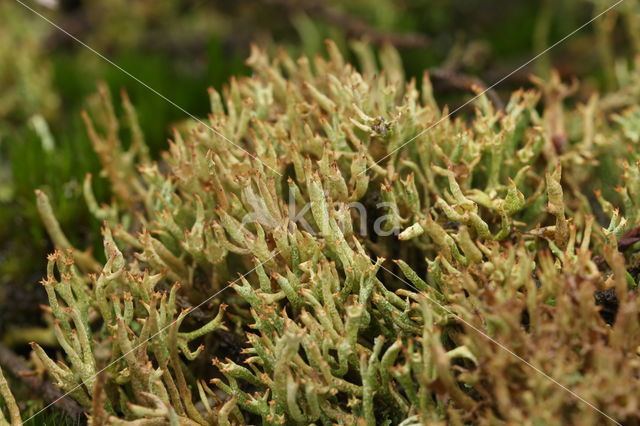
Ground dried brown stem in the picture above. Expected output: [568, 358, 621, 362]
[0, 343, 85, 421]
[430, 67, 505, 111]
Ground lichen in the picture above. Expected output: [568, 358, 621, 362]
[32, 41, 640, 425]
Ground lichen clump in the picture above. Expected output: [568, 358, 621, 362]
[33, 42, 640, 425]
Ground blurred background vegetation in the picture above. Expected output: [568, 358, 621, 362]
[0, 0, 638, 422]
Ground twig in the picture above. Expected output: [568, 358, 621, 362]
[263, 0, 430, 49]
[0, 343, 85, 421]
[45, 1, 429, 53]
[430, 67, 505, 111]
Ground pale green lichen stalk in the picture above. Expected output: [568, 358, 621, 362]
[0, 367, 22, 426]
[31, 41, 640, 425]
